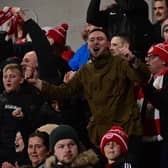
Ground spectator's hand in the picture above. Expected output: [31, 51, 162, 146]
[26, 76, 43, 91]
[9, 7, 20, 15]
[1, 161, 19, 168]
[119, 46, 134, 61]
[100, 0, 117, 10]
[24, 66, 38, 80]
[24, 65, 42, 90]
[12, 108, 24, 119]
[13, 7, 30, 22]
[63, 71, 76, 83]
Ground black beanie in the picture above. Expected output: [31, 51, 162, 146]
[49, 125, 80, 152]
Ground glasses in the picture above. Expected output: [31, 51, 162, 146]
[147, 54, 158, 59]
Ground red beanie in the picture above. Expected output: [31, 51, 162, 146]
[100, 126, 128, 155]
[46, 23, 68, 46]
[148, 42, 168, 64]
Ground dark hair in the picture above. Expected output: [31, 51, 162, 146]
[154, 0, 168, 8]
[113, 33, 131, 45]
[28, 131, 49, 150]
[88, 28, 110, 41]
[112, 33, 132, 50]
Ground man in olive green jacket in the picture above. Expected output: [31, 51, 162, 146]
[28, 28, 150, 147]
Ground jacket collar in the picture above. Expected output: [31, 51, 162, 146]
[91, 50, 111, 69]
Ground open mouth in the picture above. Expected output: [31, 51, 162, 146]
[6, 83, 11, 87]
[93, 48, 100, 53]
[15, 144, 20, 148]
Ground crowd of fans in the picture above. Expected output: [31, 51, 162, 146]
[0, 0, 168, 168]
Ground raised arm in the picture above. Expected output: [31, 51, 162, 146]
[86, 0, 107, 27]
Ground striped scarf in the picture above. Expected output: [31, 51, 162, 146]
[106, 162, 133, 168]
[0, 7, 21, 38]
[137, 68, 168, 142]
[0, 7, 13, 26]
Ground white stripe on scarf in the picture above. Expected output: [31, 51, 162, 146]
[137, 69, 168, 142]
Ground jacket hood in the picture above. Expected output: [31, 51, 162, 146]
[45, 149, 99, 168]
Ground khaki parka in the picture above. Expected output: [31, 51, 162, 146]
[41, 52, 150, 145]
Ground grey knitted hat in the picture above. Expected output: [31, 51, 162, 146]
[49, 125, 80, 152]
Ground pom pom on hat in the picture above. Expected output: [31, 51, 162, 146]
[46, 23, 68, 46]
[49, 125, 80, 152]
[100, 125, 128, 155]
[148, 42, 168, 64]
[161, 19, 168, 38]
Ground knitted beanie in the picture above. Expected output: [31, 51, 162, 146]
[49, 125, 80, 152]
[161, 19, 168, 38]
[148, 42, 168, 64]
[100, 126, 128, 155]
[46, 23, 68, 46]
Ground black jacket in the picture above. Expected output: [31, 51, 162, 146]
[152, 21, 164, 44]
[143, 71, 168, 141]
[106, 154, 138, 168]
[0, 84, 44, 164]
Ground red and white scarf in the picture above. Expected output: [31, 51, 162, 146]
[0, 7, 21, 38]
[137, 68, 168, 142]
[0, 7, 13, 26]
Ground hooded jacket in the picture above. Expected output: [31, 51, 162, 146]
[45, 149, 99, 168]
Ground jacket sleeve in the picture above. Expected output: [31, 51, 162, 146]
[68, 46, 83, 71]
[24, 19, 70, 83]
[121, 58, 150, 84]
[24, 19, 54, 78]
[41, 69, 83, 101]
[25, 19, 52, 57]
[86, 0, 107, 27]
[0, 94, 7, 121]
[68, 43, 89, 71]
[13, 41, 33, 59]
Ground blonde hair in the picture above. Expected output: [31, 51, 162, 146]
[3, 63, 23, 77]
